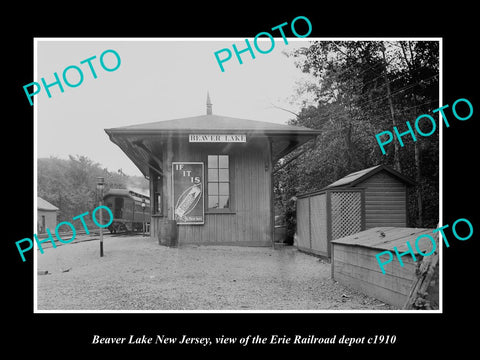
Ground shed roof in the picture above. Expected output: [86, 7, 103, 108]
[37, 197, 59, 211]
[325, 164, 414, 189]
[331, 227, 435, 254]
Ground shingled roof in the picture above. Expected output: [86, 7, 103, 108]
[105, 114, 321, 136]
[325, 164, 415, 189]
[105, 93, 323, 177]
[105, 109, 322, 177]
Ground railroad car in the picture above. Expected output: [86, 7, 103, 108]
[103, 189, 151, 233]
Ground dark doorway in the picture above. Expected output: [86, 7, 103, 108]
[114, 197, 124, 218]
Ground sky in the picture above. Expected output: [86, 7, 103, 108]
[36, 38, 316, 176]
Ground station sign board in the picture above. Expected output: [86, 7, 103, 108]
[189, 134, 246, 143]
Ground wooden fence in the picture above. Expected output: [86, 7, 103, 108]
[296, 189, 365, 258]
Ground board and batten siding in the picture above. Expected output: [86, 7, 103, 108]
[296, 197, 310, 251]
[310, 194, 329, 255]
[361, 172, 407, 229]
[296, 191, 357, 258]
[172, 139, 272, 246]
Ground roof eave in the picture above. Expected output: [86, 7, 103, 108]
[349, 165, 415, 187]
[105, 128, 322, 137]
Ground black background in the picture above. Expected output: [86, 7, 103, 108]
[5, 4, 478, 356]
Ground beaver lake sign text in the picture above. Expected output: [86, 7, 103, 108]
[189, 134, 246, 143]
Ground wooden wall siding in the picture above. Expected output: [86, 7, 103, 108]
[296, 197, 311, 251]
[37, 210, 57, 233]
[170, 139, 272, 246]
[332, 244, 416, 308]
[296, 190, 363, 258]
[310, 193, 328, 256]
[361, 172, 407, 228]
[331, 227, 437, 308]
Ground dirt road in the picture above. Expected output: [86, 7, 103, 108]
[36, 235, 392, 311]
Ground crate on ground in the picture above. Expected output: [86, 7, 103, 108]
[331, 227, 439, 309]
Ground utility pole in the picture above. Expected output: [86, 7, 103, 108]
[380, 42, 402, 172]
[142, 198, 146, 237]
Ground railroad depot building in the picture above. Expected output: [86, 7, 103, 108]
[105, 96, 321, 246]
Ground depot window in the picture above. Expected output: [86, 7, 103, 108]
[207, 155, 230, 210]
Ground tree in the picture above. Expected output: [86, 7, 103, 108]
[276, 40, 439, 230]
[37, 155, 148, 225]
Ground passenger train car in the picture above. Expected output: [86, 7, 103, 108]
[103, 189, 151, 233]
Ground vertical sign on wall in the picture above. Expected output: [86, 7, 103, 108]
[172, 162, 204, 225]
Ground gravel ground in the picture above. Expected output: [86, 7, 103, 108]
[36, 235, 393, 311]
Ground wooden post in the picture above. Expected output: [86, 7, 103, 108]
[149, 169, 155, 240]
[326, 190, 332, 258]
[308, 197, 312, 250]
[166, 137, 173, 220]
[380, 42, 402, 173]
[99, 199, 104, 257]
[330, 241, 335, 279]
[268, 139, 274, 247]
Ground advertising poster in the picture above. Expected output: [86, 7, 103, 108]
[172, 162, 204, 224]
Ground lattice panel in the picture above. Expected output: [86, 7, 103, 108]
[331, 191, 363, 240]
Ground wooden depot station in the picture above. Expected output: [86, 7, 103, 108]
[105, 95, 321, 246]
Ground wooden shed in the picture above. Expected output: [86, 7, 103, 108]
[105, 95, 321, 246]
[325, 164, 414, 229]
[331, 227, 439, 308]
[296, 188, 365, 258]
[295, 164, 413, 258]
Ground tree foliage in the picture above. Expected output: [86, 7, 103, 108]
[275, 40, 439, 238]
[37, 155, 149, 224]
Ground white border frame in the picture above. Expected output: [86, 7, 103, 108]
[33, 37, 443, 314]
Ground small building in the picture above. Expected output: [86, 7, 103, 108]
[295, 164, 414, 258]
[37, 197, 59, 233]
[324, 164, 414, 229]
[331, 227, 439, 309]
[105, 95, 321, 246]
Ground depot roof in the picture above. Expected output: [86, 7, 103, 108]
[105, 114, 321, 136]
[105, 113, 322, 177]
